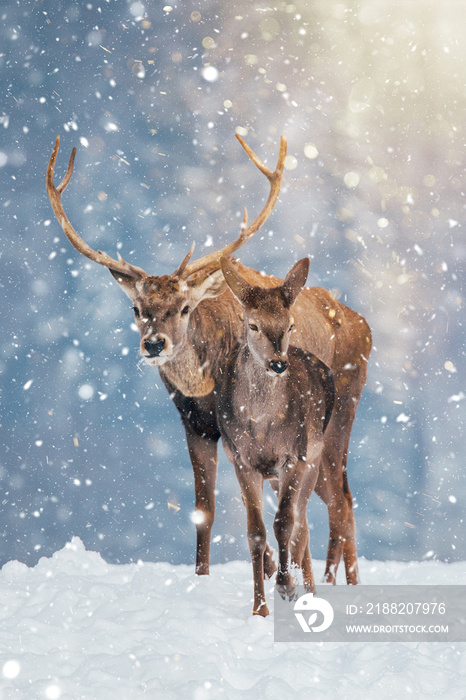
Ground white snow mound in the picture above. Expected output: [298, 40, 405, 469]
[0, 538, 465, 699]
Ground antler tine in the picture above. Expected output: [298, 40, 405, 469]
[180, 135, 287, 279]
[173, 241, 196, 278]
[46, 136, 146, 279]
[235, 133, 287, 239]
[50, 137, 77, 194]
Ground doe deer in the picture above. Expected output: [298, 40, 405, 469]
[46, 134, 371, 584]
[217, 256, 334, 616]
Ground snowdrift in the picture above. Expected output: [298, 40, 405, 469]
[0, 538, 465, 699]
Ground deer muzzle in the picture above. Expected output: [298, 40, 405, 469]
[269, 360, 287, 375]
[144, 338, 166, 357]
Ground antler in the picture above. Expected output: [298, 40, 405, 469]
[46, 136, 147, 279]
[47, 134, 286, 282]
[180, 134, 287, 279]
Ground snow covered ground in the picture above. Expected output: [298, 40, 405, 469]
[0, 538, 465, 699]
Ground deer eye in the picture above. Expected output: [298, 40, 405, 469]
[289, 323, 295, 332]
[181, 305, 190, 316]
[132, 306, 140, 318]
[248, 323, 259, 332]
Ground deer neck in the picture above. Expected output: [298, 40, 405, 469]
[240, 346, 284, 402]
[159, 299, 240, 398]
[158, 339, 214, 398]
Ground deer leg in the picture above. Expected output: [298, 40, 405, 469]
[236, 467, 269, 616]
[240, 488, 276, 580]
[262, 478, 279, 579]
[342, 496, 359, 585]
[316, 447, 358, 585]
[185, 431, 218, 576]
[289, 520, 314, 592]
[263, 544, 277, 580]
[301, 543, 315, 592]
[318, 359, 369, 584]
[274, 464, 306, 599]
[325, 490, 358, 585]
[317, 408, 360, 585]
[289, 464, 318, 592]
[313, 371, 358, 585]
[315, 455, 341, 585]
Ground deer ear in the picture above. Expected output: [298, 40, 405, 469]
[220, 257, 252, 305]
[282, 257, 310, 307]
[109, 268, 141, 302]
[186, 269, 227, 307]
[108, 253, 146, 301]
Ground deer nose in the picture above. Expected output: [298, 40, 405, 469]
[269, 360, 287, 375]
[144, 338, 166, 357]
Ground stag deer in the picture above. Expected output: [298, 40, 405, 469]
[217, 257, 335, 616]
[46, 134, 371, 584]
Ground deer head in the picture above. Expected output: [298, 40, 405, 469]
[123, 261, 227, 366]
[220, 257, 310, 376]
[46, 134, 287, 366]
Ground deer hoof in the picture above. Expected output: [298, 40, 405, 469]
[253, 603, 269, 617]
[276, 583, 296, 601]
[195, 564, 210, 576]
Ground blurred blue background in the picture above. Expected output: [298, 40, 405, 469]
[1, 0, 464, 569]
